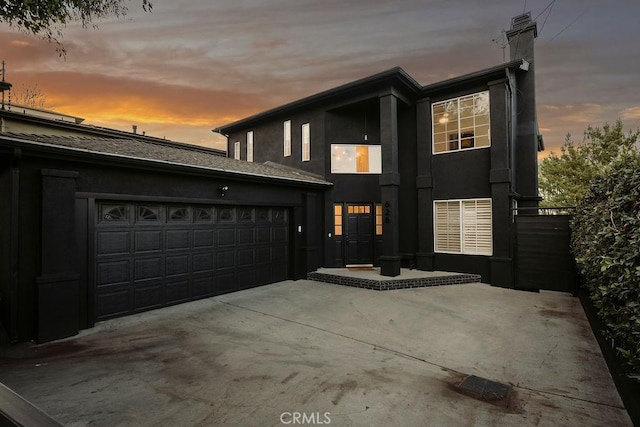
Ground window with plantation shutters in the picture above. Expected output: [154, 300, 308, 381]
[435, 201, 461, 253]
[462, 199, 492, 255]
[434, 199, 492, 256]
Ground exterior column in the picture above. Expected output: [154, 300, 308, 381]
[415, 98, 435, 270]
[37, 169, 80, 342]
[488, 79, 514, 287]
[379, 94, 401, 276]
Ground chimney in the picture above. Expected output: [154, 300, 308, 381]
[505, 12, 538, 62]
[132, 125, 137, 134]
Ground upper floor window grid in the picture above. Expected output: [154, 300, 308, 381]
[301, 123, 310, 162]
[283, 120, 292, 157]
[432, 91, 490, 154]
[247, 131, 254, 162]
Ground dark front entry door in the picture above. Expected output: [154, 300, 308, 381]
[345, 204, 373, 264]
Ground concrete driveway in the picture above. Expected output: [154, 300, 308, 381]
[0, 281, 632, 426]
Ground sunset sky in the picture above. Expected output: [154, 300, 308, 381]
[1, 0, 639, 155]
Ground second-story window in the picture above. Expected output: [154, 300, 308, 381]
[432, 91, 490, 154]
[283, 120, 291, 157]
[301, 123, 310, 162]
[233, 141, 240, 160]
[247, 131, 254, 162]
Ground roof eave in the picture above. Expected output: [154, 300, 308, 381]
[421, 60, 524, 93]
[214, 67, 422, 134]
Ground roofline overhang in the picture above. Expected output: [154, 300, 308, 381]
[0, 135, 333, 189]
[213, 67, 422, 134]
[421, 59, 525, 95]
[0, 109, 226, 156]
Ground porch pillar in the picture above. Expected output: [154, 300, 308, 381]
[379, 94, 401, 276]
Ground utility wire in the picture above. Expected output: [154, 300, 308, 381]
[549, 6, 588, 42]
[538, 0, 555, 36]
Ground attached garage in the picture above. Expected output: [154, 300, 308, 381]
[95, 202, 289, 320]
[0, 133, 330, 343]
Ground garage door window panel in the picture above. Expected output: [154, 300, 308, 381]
[101, 205, 129, 223]
[168, 206, 190, 222]
[195, 207, 213, 223]
[137, 205, 160, 222]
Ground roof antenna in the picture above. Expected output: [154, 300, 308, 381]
[492, 30, 507, 62]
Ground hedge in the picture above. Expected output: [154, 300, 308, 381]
[571, 151, 640, 371]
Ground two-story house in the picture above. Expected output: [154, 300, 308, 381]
[215, 13, 543, 286]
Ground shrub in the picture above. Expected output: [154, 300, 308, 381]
[571, 150, 640, 371]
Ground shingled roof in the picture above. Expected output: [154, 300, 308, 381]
[1, 133, 332, 187]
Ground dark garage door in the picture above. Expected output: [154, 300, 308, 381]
[95, 202, 289, 320]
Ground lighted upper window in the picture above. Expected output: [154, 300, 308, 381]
[331, 144, 382, 174]
[302, 123, 310, 162]
[233, 141, 240, 160]
[283, 120, 292, 157]
[247, 131, 254, 162]
[432, 91, 490, 154]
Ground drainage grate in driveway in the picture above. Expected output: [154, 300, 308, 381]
[457, 375, 512, 403]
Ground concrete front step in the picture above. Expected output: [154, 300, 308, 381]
[307, 268, 481, 291]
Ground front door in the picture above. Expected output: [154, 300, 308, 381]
[345, 204, 373, 264]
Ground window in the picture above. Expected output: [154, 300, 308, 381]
[434, 199, 492, 255]
[218, 207, 235, 222]
[334, 204, 343, 236]
[347, 205, 370, 214]
[331, 144, 382, 174]
[301, 123, 310, 161]
[101, 204, 128, 222]
[283, 120, 291, 157]
[137, 205, 160, 222]
[168, 206, 189, 222]
[238, 207, 254, 222]
[246, 131, 254, 162]
[432, 91, 490, 154]
[195, 207, 213, 222]
[375, 204, 383, 235]
[233, 141, 240, 160]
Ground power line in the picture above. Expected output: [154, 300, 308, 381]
[549, 6, 588, 42]
[538, 0, 555, 36]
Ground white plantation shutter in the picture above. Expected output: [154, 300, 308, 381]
[462, 199, 492, 255]
[435, 201, 461, 252]
[434, 199, 492, 255]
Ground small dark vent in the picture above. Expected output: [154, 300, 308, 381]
[511, 12, 532, 29]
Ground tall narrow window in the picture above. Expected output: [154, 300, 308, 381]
[301, 123, 310, 162]
[375, 204, 383, 235]
[233, 141, 240, 160]
[283, 120, 292, 157]
[247, 131, 254, 162]
[334, 204, 342, 236]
